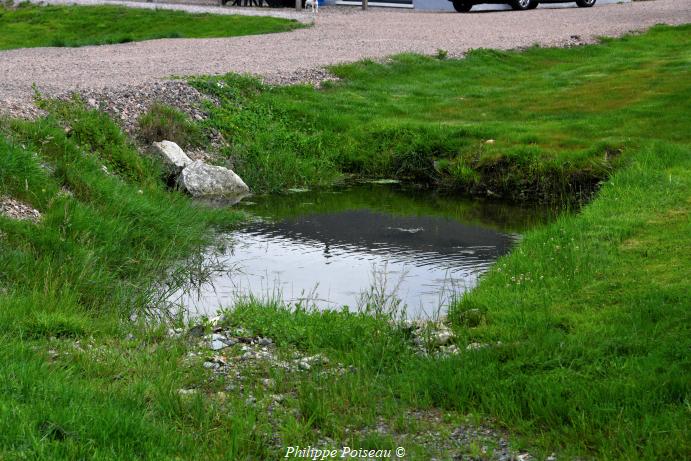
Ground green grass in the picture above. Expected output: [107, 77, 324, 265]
[0, 99, 253, 459]
[138, 102, 206, 149]
[192, 25, 690, 202]
[0, 26, 689, 461]
[0, 2, 302, 50]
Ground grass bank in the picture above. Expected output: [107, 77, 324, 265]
[0, 25, 688, 461]
[192, 25, 690, 202]
[0, 100, 253, 459]
[0, 2, 302, 50]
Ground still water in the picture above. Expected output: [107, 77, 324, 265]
[174, 183, 552, 319]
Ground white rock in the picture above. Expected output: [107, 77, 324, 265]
[434, 330, 454, 346]
[179, 160, 249, 197]
[203, 361, 218, 370]
[210, 340, 228, 351]
[152, 140, 192, 175]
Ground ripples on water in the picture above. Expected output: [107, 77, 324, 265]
[173, 183, 552, 318]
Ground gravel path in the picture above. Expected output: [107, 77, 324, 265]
[1, 0, 689, 115]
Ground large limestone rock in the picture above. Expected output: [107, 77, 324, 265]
[178, 160, 249, 197]
[151, 140, 192, 175]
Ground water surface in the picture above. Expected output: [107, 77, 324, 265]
[175, 183, 552, 318]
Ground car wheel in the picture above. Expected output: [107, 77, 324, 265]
[575, 0, 596, 6]
[452, 0, 473, 12]
[510, 0, 535, 9]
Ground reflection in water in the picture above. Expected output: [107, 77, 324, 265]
[175, 184, 552, 318]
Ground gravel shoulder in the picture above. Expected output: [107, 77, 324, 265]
[1, 0, 689, 116]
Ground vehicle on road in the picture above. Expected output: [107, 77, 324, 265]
[449, 0, 596, 12]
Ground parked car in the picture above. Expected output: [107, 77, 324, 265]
[449, 0, 596, 12]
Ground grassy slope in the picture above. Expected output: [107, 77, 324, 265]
[0, 3, 302, 50]
[0, 26, 688, 461]
[193, 25, 690, 202]
[0, 102, 251, 459]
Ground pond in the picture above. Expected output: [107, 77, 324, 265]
[172, 183, 554, 319]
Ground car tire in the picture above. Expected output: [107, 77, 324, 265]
[510, 0, 536, 9]
[527, 1, 538, 8]
[575, 0, 596, 6]
[452, 0, 473, 12]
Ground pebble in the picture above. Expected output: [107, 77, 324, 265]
[203, 361, 219, 370]
[210, 340, 227, 351]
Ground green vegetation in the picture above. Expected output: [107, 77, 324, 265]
[444, 142, 690, 459]
[0, 100, 248, 458]
[0, 2, 302, 50]
[1, 25, 689, 461]
[192, 25, 690, 203]
[138, 102, 206, 148]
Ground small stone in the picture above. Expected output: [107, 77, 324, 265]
[211, 340, 228, 351]
[485, 139, 495, 144]
[434, 329, 454, 346]
[209, 333, 232, 351]
[441, 344, 460, 355]
[210, 355, 227, 365]
[298, 360, 311, 371]
[466, 342, 487, 351]
[262, 378, 275, 388]
[177, 388, 197, 396]
[257, 337, 273, 346]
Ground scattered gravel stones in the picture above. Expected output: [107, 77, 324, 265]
[262, 67, 340, 88]
[0, 98, 46, 120]
[405, 319, 461, 356]
[182, 322, 348, 378]
[0, 197, 41, 222]
[65, 80, 215, 135]
[343, 409, 538, 461]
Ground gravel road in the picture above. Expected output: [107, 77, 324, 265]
[0, 0, 689, 115]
